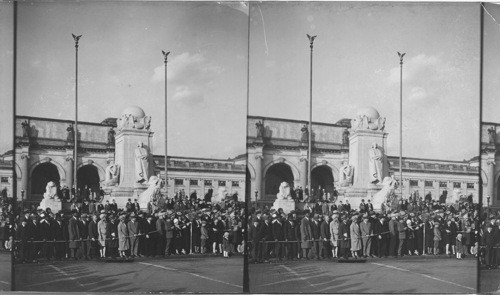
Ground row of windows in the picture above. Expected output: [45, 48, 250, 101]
[0, 177, 8, 183]
[173, 179, 240, 187]
[409, 180, 474, 189]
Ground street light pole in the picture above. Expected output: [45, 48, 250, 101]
[397, 52, 405, 198]
[307, 34, 316, 197]
[162, 50, 170, 195]
[72, 34, 82, 196]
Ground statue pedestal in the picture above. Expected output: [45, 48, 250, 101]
[38, 198, 62, 213]
[113, 128, 154, 206]
[349, 129, 388, 188]
[340, 187, 382, 212]
[272, 198, 296, 214]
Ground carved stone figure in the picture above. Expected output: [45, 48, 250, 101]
[39, 181, 62, 211]
[103, 161, 120, 186]
[368, 143, 384, 184]
[488, 127, 496, 144]
[372, 176, 398, 211]
[135, 141, 150, 183]
[116, 111, 152, 131]
[66, 124, 75, 142]
[255, 120, 264, 138]
[276, 182, 291, 200]
[342, 129, 349, 145]
[301, 124, 308, 142]
[21, 120, 30, 138]
[338, 161, 354, 187]
[138, 175, 162, 210]
[350, 114, 386, 132]
[107, 127, 115, 145]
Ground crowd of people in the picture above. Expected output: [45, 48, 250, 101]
[248, 195, 480, 263]
[8, 193, 245, 263]
[479, 208, 500, 269]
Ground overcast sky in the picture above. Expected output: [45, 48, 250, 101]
[248, 2, 480, 161]
[13, 1, 248, 159]
[483, 3, 500, 123]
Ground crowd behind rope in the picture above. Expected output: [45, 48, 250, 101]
[248, 193, 480, 263]
[6, 190, 245, 263]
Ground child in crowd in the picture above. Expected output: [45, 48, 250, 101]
[200, 221, 208, 254]
[456, 233, 463, 259]
[433, 223, 441, 255]
[222, 232, 231, 258]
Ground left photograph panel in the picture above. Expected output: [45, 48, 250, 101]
[13, 1, 248, 292]
[0, 1, 14, 292]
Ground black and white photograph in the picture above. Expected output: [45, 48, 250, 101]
[246, 2, 479, 293]
[7, 1, 247, 293]
[480, 2, 500, 293]
[0, 1, 14, 292]
[1, 0, 499, 294]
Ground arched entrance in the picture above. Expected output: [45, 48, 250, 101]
[265, 163, 294, 199]
[246, 169, 251, 202]
[77, 165, 100, 199]
[311, 165, 334, 197]
[31, 162, 60, 199]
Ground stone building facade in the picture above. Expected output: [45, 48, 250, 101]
[247, 112, 479, 206]
[13, 112, 246, 205]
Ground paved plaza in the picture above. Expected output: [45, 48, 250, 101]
[249, 256, 477, 293]
[480, 268, 500, 293]
[14, 255, 243, 293]
[0, 252, 11, 291]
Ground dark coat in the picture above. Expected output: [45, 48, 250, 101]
[88, 220, 98, 240]
[310, 220, 321, 239]
[68, 217, 81, 248]
[261, 221, 273, 241]
[272, 220, 285, 241]
[320, 220, 330, 240]
[338, 221, 350, 248]
[284, 220, 296, 241]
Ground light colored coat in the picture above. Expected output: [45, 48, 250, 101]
[97, 219, 107, 247]
[350, 222, 362, 251]
[329, 218, 340, 247]
[118, 221, 130, 251]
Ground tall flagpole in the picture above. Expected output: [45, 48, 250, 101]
[162, 50, 170, 194]
[398, 52, 405, 198]
[307, 34, 316, 196]
[72, 34, 82, 196]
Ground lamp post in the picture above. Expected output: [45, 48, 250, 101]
[72, 34, 82, 194]
[21, 190, 24, 212]
[397, 51, 405, 198]
[162, 50, 170, 196]
[307, 34, 316, 195]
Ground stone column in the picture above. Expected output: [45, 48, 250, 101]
[254, 155, 263, 200]
[65, 156, 74, 189]
[487, 160, 495, 200]
[19, 154, 29, 195]
[299, 157, 307, 190]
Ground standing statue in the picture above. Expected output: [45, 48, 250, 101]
[138, 175, 162, 211]
[103, 160, 120, 186]
[135, 141, 150, 184]
[342, 128, 349, 145]
[488, 127, 497, 144]
[276, 182, 291, 200]
[372, 176, 398, 211]
[255, 120, 264, 138]
[66, 124, 75, 142]
[338, 160, 354, 187]
[368, 143, 384, 184]
[301, 124, 308, 142]
[38, 181, 62, 211]
[107, 127, 115, 145]
[21, 120, 30, 138]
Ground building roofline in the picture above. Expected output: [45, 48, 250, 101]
[17, 115, 114, 127]
[387, 155, 473, 164]
[248, 115, 346, 128]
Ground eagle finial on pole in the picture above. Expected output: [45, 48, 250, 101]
[72, 34, 82, 48]
[162, 50, 170, 64]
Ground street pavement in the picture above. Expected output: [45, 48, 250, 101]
[249, 255, 477, 293]
[14, 255, 243, 293]
[0, 252, 11, 291]
[480, 268, 500, 293]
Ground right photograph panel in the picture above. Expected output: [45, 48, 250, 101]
[480, 2, 500, 293]
[247, 2, 480, 293]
